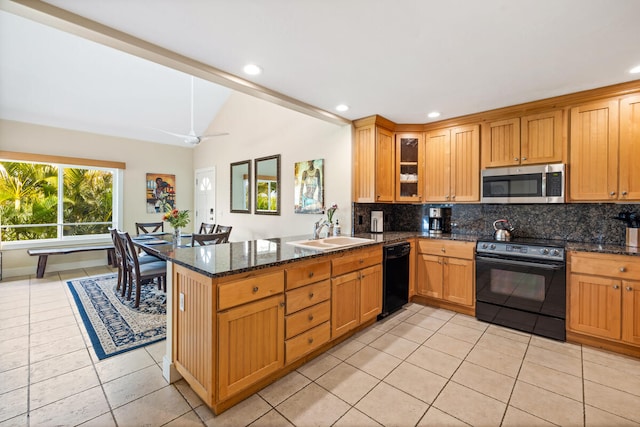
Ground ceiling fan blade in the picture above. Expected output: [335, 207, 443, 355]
[152, 127, 193, 139]
[199, 132, 230, 140]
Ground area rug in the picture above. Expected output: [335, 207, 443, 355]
[67, 273, 166, 360]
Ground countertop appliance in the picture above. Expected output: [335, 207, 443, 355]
[371, 211, 384, 233]
[493, 219, 514, 241]
[481, 163, 565, 204]
[428, 207, 450, 234]
[379, 241, 411, 319]
[475, 237, 566, 341]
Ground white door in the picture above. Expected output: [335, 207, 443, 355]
[195, 168, 216, 230]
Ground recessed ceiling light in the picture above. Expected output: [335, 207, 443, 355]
[427, 111, 441, 118]
[335, 104, 349, 112]
[630, 64, 640, 74]
[243, 64, 262, 75]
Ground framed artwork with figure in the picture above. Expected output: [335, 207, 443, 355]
[146, 173, 176, 213]
[294, 159, 324, 214]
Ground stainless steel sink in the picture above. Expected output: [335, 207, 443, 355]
[286, 236, 376, 251]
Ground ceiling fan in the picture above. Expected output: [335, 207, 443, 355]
[155, 76, 229, 145]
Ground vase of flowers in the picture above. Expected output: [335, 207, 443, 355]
[162, 207, 190, 244]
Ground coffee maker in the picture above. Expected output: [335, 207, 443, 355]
[428, 207, 451, 234]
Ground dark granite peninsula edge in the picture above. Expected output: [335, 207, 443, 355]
[146, 231, 638, 278]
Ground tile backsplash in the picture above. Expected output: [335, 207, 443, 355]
[352, 202, 639, 246]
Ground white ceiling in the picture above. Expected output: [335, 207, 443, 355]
[2, 0, 640, 146]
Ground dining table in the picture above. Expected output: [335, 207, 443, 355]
[131, 232, 192, 256]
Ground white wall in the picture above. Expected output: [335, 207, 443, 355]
[0, 119, 194, 277]
[194, 91, 352, 242]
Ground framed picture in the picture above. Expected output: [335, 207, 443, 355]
[146, 173, 176, 213]
[294, 159, 324, 214]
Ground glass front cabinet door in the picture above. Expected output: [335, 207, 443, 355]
[395, 132, 424, 202]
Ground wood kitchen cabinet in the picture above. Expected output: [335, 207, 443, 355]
[415, 239, 475, 315]
[353, 116, 395, 203]
[331, 246, 383, 338]
[482, 111, 563, 168]
[619, 95, 640, 201]
[284, 259, 331, 363]
[569, 100, 620, 201]
[395, 132, 424, 202]
[217, 270, 285, 400]
[568, 252, 640, 356]
[218, 294, 285, 400]
[425, 125, 480, 202]
[570, 95, 640, 201]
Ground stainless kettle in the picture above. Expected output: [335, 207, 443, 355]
[493, 219, 514, 241]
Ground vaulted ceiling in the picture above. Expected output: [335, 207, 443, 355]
[1, 0, 639, 146]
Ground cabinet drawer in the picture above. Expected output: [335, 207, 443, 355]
[286, 259, 331, 290]
[331, 246, 382, 276]
[418, 239, 474, 259]
[286, 300, 330, 339]
[285, 321, 331, 363]
[286, 280, 330, 314]
[570, 252, 640, 279]
[218, 270, 285, 311]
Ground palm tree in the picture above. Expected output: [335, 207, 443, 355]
[0, 162, 58, 240]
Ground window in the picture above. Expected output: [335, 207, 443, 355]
[0, 158, 120, 242]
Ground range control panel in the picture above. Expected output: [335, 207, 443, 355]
[476, 241, 565, 261]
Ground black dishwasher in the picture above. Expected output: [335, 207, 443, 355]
[378, 241, 411, 319]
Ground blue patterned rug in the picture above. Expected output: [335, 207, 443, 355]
[67, 274, 166, 360]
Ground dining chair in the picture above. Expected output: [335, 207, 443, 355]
[198, 222, 217, 234]
[215, 225, 232, 234]
[117, 230, 167, 308]
[191, 231, 230, 246]
[135, 222, 164, 235]
[109, 228, 128, 294]
[110, 227, 163, 296]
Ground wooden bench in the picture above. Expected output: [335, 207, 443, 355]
[27, 245, 116, 278]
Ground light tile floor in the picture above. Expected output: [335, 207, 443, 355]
[2, 267, 640, 426]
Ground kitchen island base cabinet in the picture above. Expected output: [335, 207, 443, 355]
[218, 294, 285, 400]
[172, 265, 215, 406]
[172, 245, 384, 415]
[567, 252, 640, 358]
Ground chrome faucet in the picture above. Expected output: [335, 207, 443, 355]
[313, 219, 330, 239]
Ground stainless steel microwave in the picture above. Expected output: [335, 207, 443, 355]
[481, 164, 565, 203]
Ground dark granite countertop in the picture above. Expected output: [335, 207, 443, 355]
[565, 241, 640, 257]
[142, 231, 638, 279]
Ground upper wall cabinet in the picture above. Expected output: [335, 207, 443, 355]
[569, 100, 619, 201]
[425, 124, 480, 203]
[353, 117, 395, 203]
[482, 111, 563, 168]
[395, 132, 424, 202]
[619, 95, 640, 201]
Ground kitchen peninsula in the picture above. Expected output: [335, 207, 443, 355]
[149, 233, 392, 415]
[147, 231, 639, 415]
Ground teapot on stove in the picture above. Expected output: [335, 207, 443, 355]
[493, 219, 514, 241]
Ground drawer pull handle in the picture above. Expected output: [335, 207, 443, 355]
[359, 259, 364, 264]
[280, 301, 285, 308]
[308, 337, 314, 344]
[308, 314, 314, 321]
[252, 286, 259, 293]
[441, 247, 446, 252]
[620, 267, 626, 272]
[613, 285, 620, 289]
[626, 286, 633, 291]
[309, 292, 314, 299]
[308, 271, 314, 278]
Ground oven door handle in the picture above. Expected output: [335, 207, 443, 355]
[476, 255, 564, 270]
